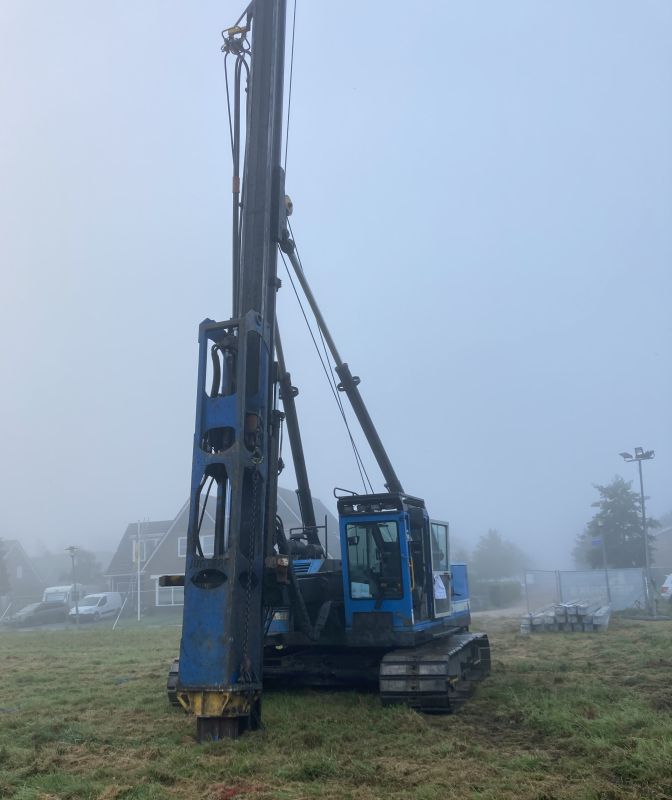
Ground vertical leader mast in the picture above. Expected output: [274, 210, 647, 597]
[176, 0, 287, 741]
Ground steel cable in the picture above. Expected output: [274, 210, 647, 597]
[287, 224, 375, 493]
[283, 0, 297, 173]
[278, 247, 372, 494]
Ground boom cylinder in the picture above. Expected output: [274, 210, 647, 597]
[275, 325, 321, 547]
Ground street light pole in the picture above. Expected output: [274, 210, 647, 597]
[65, 546, 80, 627]
[619, 447, 655, 616]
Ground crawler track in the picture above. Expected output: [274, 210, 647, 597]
[167, 658, 180, 707]
[379, 632, 491, 712]
[167, 633, 490, 714]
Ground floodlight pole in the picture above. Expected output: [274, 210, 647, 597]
[620, 448, 655, 616]
[637, 458, 653, 614]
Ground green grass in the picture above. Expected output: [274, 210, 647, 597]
[1, 617, 672, 799]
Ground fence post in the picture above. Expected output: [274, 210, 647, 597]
[0, 600, 13, 621]
[524, 572, 530, 614]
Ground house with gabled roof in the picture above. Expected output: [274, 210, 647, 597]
[105, 487, 338, 610]
[1, 539, 45, 608]
[105, 518, 174, 597]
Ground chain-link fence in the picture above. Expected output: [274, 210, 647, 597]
[524, 567, 671, 613]
[523, 570, 560, 612]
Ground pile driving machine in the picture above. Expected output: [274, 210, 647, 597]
[164, 0, 490, 741]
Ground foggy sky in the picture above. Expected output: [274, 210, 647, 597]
[1, 1, 670, 569]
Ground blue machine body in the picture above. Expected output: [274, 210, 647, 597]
[266, 502, 472, 642]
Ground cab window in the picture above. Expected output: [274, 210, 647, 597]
[430, 523, 449, 571]
[346, 521, 403, 600]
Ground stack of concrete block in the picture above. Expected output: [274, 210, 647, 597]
[520, 601, 611, 634]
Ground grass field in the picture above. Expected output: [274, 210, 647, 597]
[1, 616, 672, 800]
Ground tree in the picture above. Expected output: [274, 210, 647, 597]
[451, 542, 471, 564]
[0, 538, 9, 595]
[573, 476, 659, 569]
[659, 510, 672, 530]
[58, 549, 103, 585]
[470, 529, 529, 580]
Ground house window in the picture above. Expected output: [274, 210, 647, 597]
[131, 538, 159, 563]
[178, 535, 214, 557]
[155, 579, 184, 606]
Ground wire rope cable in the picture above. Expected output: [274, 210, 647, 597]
[278, 247, 373, 494]
[288, 223, 374, 493]
[223, 54, 235, 160]
[283, 0, 298, 173]
[224, 3, 374, 495]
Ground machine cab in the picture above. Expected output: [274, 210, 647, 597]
[337, 493, 454, 635]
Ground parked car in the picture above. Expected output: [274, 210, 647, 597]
[4, 601, 69, 628]
[68, 592, 123, 622]
[660, 574, 672, 599]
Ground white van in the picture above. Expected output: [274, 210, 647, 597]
[42, 584, 85, 607]
[660, 574, 672, 599]
[68, 592, 123, 622]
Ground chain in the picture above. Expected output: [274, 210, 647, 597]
[239, 466, 260, 684]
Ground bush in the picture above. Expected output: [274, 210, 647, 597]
[472, 579, 522, 609]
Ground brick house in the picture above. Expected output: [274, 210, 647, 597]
[105, 487, 338, 610]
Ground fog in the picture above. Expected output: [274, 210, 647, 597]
[1, 1, 670, 571]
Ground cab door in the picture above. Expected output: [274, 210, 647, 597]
[430, 520, 451, 617]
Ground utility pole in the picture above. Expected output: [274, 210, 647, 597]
[620, 447, 655, 616]
[136, 520, 142, 622]
[65, 546, 80, 627]
[134, 517, 148, 622]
